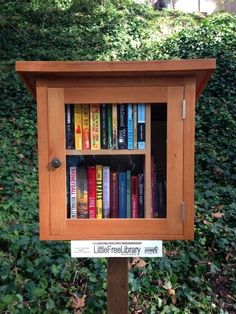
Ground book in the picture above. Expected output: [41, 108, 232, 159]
[96, 165, 103, 219]
[112, 104, 118, 149]
[138, 173, 144, 218]
[133, 104, 138, 149]
[74, 104, 82, 150]
[127, 104, 133, 149]
[88, 166, 96, 219]
[103, 166, 110, 218]
[100, 104, 108, 149]
[110, 171, 118, 218]
[126, 170, 131, 218]
[90, 104, 101, 150]
[131, 176, 138, 218]
[107, 105, 113, 149]
[137, 103, 146, 149]
[70, 166, 77, 218]
[65, 104, 75, 149]
[82, 104, 90, 149]
[77, 167, 88, 218]
[118, 104, 127, 149]
[118, 172, 127, 218]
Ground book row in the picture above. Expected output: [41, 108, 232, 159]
[67, 165, 144, 219]
[65, 103, 146, 150]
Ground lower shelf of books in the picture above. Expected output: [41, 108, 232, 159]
[67, 154, 166, 220]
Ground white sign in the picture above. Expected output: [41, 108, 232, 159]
[71, 240, 162, 258]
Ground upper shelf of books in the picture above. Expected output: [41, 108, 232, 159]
[16, 59, 216, 101]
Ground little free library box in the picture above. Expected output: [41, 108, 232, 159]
[16, 59, 215, 241]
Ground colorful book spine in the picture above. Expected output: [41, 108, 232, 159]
[131, 176, 138, 218]
[127, 104, 133, 149]
[74, 104, 82, 150]
[137, 103, 146, 149]
[70, 167, 77, 218]
[138, 173, 144, 218]
[112, 104, 118, 149]
[126, 170, 131, 218]
[103, 166, 110, 218]
[96, 165, 103, 219]
[65, 104, 75, 149]
[90, 104, 101, 150]
[77, 167, 88, 218]
[100, 104, 108, 149]
[118, 172, 127, 218]
[88, 166, 96, 219]
[118, 104, 127, 149]
[82, 104, 90, 149]
[133, 104, 138, 149]
[110, 171, 118, 218]
[107, 105, 113, 149]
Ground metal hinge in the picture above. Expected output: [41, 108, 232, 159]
[181, 202, 186, 222]
[182, 98, 186, 119]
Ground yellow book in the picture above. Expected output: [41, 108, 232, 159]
[90, 104, 100, 150]
[82, 104, 90, 149]
[96, 165, 103, 219]
[74, 104, 82, 150]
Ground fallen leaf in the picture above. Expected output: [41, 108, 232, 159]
[135, 258, 147, 268]
[212, 212, 224, 219]
[71, 293, 86, 313]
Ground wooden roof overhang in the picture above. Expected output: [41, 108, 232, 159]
[16, 59, 216, 101]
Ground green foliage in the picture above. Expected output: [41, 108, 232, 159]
[0, 1, 235, 312]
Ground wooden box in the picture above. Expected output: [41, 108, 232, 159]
[16, 59, 215, 240]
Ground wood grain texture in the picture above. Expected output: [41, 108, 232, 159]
[64, 87, 167, 104]
[16, 59, 215, 101]
[66, 149, 146, 155]
[48, 88, 66, 236]
[107, 258, 128, 314]
[36, 84, 50, 240]
[16, 59, 216, 73]
[183, 77, 196, 239]
[167, 86, 184, 234]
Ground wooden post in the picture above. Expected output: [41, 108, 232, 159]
[107, 258, 129, 314]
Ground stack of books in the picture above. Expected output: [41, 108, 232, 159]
[65, 103, 146, 150]
[68, 165, 144, 219]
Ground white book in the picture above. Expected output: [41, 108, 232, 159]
[70, 167, 77, 218]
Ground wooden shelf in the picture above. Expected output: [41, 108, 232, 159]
[66, 149, 147, 156]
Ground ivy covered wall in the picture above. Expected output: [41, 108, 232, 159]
[0, 1, 235, 313]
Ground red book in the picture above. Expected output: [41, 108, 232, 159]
[131, 176, 138, 218]
[110, 171, 118, 218]
[88, 166, 96, 218]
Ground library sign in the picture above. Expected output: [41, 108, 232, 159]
[71, 240, 163, 258]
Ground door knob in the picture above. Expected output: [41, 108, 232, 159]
[51, 158, 62, 168]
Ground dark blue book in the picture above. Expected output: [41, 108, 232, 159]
[118, 172, 127, 218]
[100, 104, 108, 149]
[65, 104, 75, 149]
[118, 104, 128, 149]
[127, 104, 133, 149]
